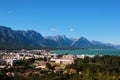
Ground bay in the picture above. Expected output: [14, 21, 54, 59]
[51, 50, 120, 56]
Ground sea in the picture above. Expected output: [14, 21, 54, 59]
[51, 49, 120, 56]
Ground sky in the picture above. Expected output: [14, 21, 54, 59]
[0, 0, 120, 44]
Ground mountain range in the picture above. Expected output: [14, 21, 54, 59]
[0, 25, 119, 50]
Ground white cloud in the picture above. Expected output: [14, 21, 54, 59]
[50, 28, 57, 32]
[70, 28, 74, 32]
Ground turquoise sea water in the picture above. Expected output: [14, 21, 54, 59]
[51, 50, 120, 56]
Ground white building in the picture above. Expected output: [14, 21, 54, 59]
[50, 54, 75, 64]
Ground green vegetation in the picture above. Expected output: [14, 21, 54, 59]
[65, 55, 120, 80]
[0, 55, 120, 80]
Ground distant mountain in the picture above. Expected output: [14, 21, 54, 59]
[45, 35, 73, 48]
[114, 45, 120, 49]
[91, 41, 114, 49]
[0, 25, 58, 50]
[17, 30, 45, 46]
[46, 36, 114, 49]
[102, 43, 120, 50]
[0, 25, 116, 50]
[69, 38, 78, 42]
[71, 37, 94, 49]
[0, 26, 45, 49]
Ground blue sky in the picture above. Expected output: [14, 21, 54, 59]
[0, 0, 120, 44]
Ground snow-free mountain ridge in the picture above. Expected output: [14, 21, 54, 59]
[0, 25, 118, 50]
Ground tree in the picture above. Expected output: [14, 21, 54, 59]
[46, 63, 53, 70]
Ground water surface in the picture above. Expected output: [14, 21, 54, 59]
[51, 50, 120, 56]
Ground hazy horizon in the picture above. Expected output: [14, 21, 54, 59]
[0, 0, 120, 44]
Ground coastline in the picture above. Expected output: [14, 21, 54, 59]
[51, 49, 120, 56]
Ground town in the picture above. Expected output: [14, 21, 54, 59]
[0, 49, 89, 76]
[0, 49, 120, 80]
